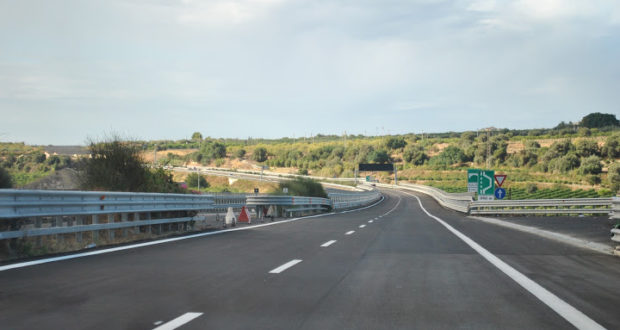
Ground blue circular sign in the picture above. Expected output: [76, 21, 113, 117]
[494, 187, 507, 200]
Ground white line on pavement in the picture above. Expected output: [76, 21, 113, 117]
[368, 220, 373, 223]
[345, 230, 355, 235]
[152, 312, 203, 330]
[359, 224, 366, 228]
[403, 191, 606, 330]
[269, 259, 303, 274]
[321, 240, 337, 247]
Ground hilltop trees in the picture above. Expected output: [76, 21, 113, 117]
[581, 112, 619, 128]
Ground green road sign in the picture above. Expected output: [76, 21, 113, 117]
[478, 170, 495, 200]
[467, 169, 480, 192]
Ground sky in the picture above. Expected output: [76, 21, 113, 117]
[1, 0, 619, 145]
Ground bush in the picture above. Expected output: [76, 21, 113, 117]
[368, 149, 391, 163]
[601, 134, 620, 159]
[186, 173, 208, 188]
[608, 162, 620, 194]
[403, 145, 428, 165]
[279, 177, 327, 198]
[0, 167, 12, 188]
[384, 137, 407, 150]
[575, 139, 599, 157]
[80, 137, 183, 193]
[235, 149, 246, 159]
[253, 147, 268, 162]
[429, 146, 466, 166]
[578, 156, 602, 175]
[585, 175, 601, 185]
[526, 183, 538, 194]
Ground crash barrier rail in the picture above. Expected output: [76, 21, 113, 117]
[0, 187, 381, 241]
[611, 198, 620, 252]
[373, 182, 473, 213]
[373, 182, 615, 217]
[470, 198, 613, 216]
[328, 189, 382, 210]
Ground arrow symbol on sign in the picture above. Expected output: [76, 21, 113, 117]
[482, 171, 493, 194]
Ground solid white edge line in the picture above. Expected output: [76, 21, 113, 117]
[468, 216, 613, 255]
[321, 240, 337, 247]
[269, 259, 302, 274]
[152, 312, 203, 330]
[359, 224, 366, 228]
[402, 191, 605, 330]
[345, 230, 355, 235]
[0, 195, 388, 272]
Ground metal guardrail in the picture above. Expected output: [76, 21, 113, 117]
[373, 182, 473, 213]
[470, 198, 613, 215]
[0, 187, 381, 242]
[611, 198, 620, 255]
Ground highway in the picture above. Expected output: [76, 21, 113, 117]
[1, 189, 619, 329]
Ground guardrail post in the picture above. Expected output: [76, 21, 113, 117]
[76, 216, 83, 243]
[35, 217, 42, 247]
[121, 213, 128, 238]
[92, 214, 99, 242]
[145, 213, 152, 234]
[55, 216, 63, 243]
[108, 214, 115, 241]
[133, 212, 140, 235]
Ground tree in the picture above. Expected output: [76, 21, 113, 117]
[578, 156, 602, 175]
[429, 146, 466, 166]
[234, 149, 246, 159]
[581, 112, 619, 128]
[253, 147, 268, 162]
[403, 145, 428, 165]
[79, 137, 182, 193]
[601, 134, 620, 159]
[608, 162, 620, 193]
[368, 149, 391, 163]
[0, 167, 12, 188]
[200, 141, 226, 159]
[191, 132, 203, 141]
[549, 154, 580, 173]
[186, 173, 208, 188]
[384, 137, 407, 150]
[575, 139, 599, 158]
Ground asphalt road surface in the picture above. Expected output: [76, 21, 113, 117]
[1, 189, 619, 330]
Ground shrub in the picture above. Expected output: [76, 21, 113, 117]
[79, 137, 183, 193]
[252, 147, 268, 162]
[186, 173, 208, 188]
[608, 162, 620, 194]
[585, 175, 601, 185]
[429, 146, 466, 166]
[526, 183, 538, 194]
[279, 177, 327, 198]
[234, 149, 246, 159]
[0, 167, 12, 188]
[575, 139, 599, 157]
[578, 156, 602, 175]
[384, 136, 407, 150]
[403, 145, 429, 165]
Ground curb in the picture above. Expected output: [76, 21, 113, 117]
[468, 216, 615, 256]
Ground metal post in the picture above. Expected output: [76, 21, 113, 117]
[76, 216, 83, 243]
[108, 214, 115, 241]
[92, 214, 99, 242]
[394, 164, 398, 185]
[121, 213, 128, 238]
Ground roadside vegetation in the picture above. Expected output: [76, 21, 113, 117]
[1, 113, 619, 196]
